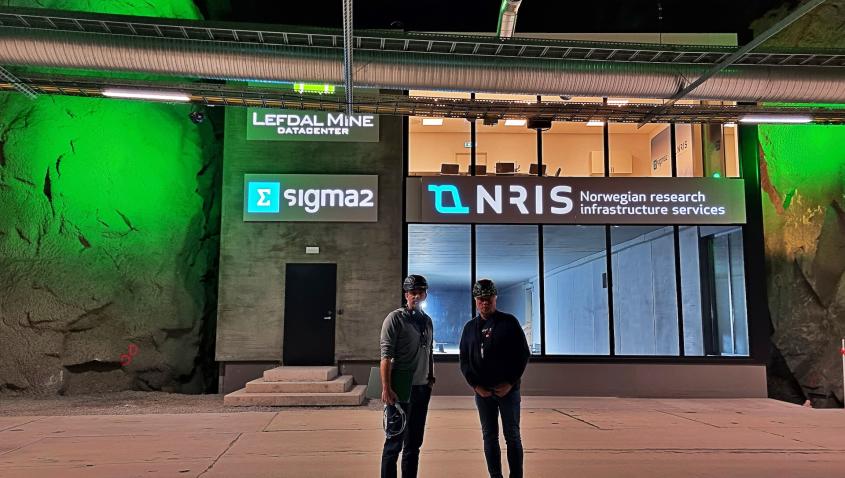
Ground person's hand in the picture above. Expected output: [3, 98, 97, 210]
[382, 387, 398, 405]
[493, 383, 512, 397]
[474, 385, 493, 398]
[427, 378, 435, 389]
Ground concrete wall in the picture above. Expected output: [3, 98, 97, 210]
[340, 361, 768, 398]
[215, 107, 403, 363]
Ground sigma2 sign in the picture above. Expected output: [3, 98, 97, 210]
[244, 174, 378, 222]
[416, 177, 746, 225]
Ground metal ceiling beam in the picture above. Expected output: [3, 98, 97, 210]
[4, 73, 845, 124]
[0, 7, 841, 67]
[638, 0, 827, 126]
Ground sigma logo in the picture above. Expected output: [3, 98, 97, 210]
[427, 184, 574, 215]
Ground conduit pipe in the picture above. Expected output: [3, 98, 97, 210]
[497, 0, 522, 39]
[0, 26, 843, 103]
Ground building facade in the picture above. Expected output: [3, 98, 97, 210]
[216, 84, 769, 396]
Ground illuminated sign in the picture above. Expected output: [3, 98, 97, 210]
[413, 177, 745, 225]
[244, 174, 378, 222]
[247, 108, 379, 142]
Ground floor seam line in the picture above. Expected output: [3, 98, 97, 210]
[196, 432, 242, 477]
[552, 409, 603, 430]
[656, 409, 722, 429]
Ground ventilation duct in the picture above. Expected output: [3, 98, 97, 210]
[497, 0, 522, 39]
[0, 26, 843, 103]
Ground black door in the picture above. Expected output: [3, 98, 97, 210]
[283, 263, 337, 365]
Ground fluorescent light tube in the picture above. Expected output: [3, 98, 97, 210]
[504, 119, 527, 126]
[586, 120, 605, 126]
[739, 115, 812, 124]
[421, 118, 443, 126]
[102, 88, 191, 102]
[724, 122, 737, 127]
[606, 99, 629, 106]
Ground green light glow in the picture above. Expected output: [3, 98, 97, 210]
[0, 0, 218, 394]
[1, 0, 201, 18]
[712, 172, 722, 178]
[293, 83, 337, 95]
[759, 124, 845, 219]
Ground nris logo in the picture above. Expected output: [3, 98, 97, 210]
[427, 183, 574, 216]
[247, 181, 281, 213]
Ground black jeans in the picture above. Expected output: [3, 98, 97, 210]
[381, 385, 432, 478]
[474, 387, 523, 478]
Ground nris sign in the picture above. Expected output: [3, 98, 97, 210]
[247, 108, 380, 142]
[414, 177, 745, 225]
[244, 174, 378, 222]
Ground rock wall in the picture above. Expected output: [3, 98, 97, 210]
[751, 0, 845, 408]
[0, 0, 222, 394]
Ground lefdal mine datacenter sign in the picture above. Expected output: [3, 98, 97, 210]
[244, 174, 378, 222]
[247, 108, 380, 142]
[416, 177, 746, 225]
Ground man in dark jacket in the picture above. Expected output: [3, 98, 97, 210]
[459, 279, 530, 478]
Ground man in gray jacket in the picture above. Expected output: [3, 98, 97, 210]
[380, 274, 435, 478]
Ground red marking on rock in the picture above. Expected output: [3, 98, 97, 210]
[120, 343, 140, 366]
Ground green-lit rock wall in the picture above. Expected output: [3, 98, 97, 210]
[753, 0, 845, 407]
[759, 125, 845, 407]
[0, 0, 221, 394]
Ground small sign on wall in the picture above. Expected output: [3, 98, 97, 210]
[247, 108, 380, 142]
[244, 174, 378, 222]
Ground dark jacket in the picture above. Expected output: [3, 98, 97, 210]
[459, 310, 530, 389]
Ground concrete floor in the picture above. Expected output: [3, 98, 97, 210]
[0, 397, 843, 477]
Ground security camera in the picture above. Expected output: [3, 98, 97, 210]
[189, 111, 205, 124]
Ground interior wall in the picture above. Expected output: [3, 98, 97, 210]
[611, 227, 680, 355]
[411, 129, 662, 177]
[544, 254, 609, 354]
[679, 226, 705, 356]
[425, 287, 470, 350]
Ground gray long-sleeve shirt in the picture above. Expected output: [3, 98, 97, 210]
[380, 307, 433, 386]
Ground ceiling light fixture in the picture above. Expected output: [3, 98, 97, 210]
[586, 120, 605, 127]
[739, 115, 812, 124]
[504, 119, 527, 126]
[422, 118, 443, 126]
[102, 88, 191, 102]
[724, 122, 737, 127]
[606, 99, 629, 106]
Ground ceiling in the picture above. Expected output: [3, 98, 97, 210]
[409, 116, 667, 134]
[216, 1, 787, 37]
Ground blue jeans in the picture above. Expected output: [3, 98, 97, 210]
[475, 387, 523, 478]
[381, 385, 432, 478]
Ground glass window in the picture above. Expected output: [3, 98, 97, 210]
[407, 224, 471, 354]
[611, 225, 679, 355]
[542, 121, 605, 177]
[608, 122, 672, 177]
[676, 123, 740, 178]
[476, 225, 541, 354]
[543, 225, 609, 354]
[679, 226, 749, 356]
[408, 90, 471, 176]
[474, 93, 537, 177]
